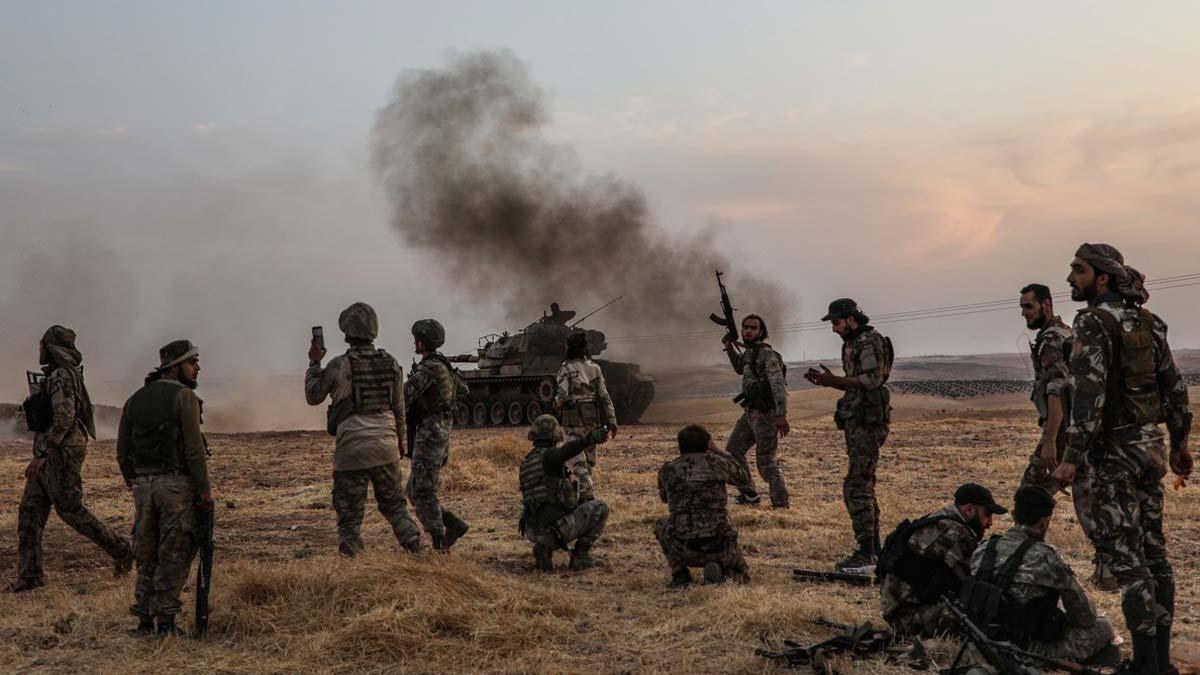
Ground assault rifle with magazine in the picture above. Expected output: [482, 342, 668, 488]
[942, 597, 1100, 675]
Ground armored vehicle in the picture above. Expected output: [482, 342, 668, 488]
[447, 304, 655, 427]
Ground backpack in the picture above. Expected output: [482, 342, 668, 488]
[21, 392, 53, 433]
[876, 514, 960, 602]
[959, 535, 1065, 644]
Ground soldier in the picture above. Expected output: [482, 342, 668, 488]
[116, 340, 212, 636]
[518, 414, 610, 571]
[1053, 244, 1192, 674]
[405, 319, 469, 551]
[554, 331, 617, 502]
[654, 424, 751, 587]
[878, 483, 1005, 637]
[1017, 282, 1111, 590]
[806, 298, 892, 572]
[7, 326, 133, 593]
[964, 486, 1118, 666]
[721, 314, 790, 508]
[306, 302, 422, 556]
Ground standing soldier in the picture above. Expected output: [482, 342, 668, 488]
[518, 415, 610, 571]
[654, 424, 751, 587]
[806, 299, 892, 573]
[116, 340, 211, 636]
[7, 326, 133, 593]
[722, 314, 790, 508]
[1054, 244, 1192, 674]
[554, 331, 617, 502]
[1018, 282, 1111, 590]
[405, 319, 469, 551]
[306, 302, 422, 556]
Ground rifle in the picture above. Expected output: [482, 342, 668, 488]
[941, 597, 1098, 675]
[756, 622, 893, 669]
[709, 270, 739, 344]
[194, 506, 214, 638]
[792, 569, 875, 586]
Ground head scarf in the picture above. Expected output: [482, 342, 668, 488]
[40, 325, 96, 439]
[1075, 243, 1150, 305]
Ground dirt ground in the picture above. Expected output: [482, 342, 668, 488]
[1, 390, 1196, 674]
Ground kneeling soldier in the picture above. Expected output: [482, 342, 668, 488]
[655, 424, 751, 587]
[518, 415, 609, 571]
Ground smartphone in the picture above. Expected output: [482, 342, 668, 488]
[312, 326, 325, 351]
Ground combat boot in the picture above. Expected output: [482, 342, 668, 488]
[1157, 628, 1177, 675]
[442, 513, 470, 550]
[156, 617, 185, 638]
[532, 541, 555, 572]
[4, 577, 45, 593]
[431, 531, 448, 552]
[835, 540, 877, 575]
[128, 618, 156, 637]
[734, 492, 761, 506]
[669, 569, 692, 588]
[702, 562, 724, 584]
[1113, 635, 1159, 675]
[568, 544, 599, 571]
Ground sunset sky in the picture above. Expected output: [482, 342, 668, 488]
[3, 2, 1200, 392]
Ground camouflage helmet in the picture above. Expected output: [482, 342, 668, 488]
[528, 414, 564, 443]
[411, 318, 445, 349]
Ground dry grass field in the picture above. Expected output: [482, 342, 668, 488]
[1, 390, 1196, 674]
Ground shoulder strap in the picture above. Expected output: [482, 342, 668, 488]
[996, 536, 1038, 586]
[978, 535, 1003, 578]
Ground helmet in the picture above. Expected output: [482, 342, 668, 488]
[339, 302, 379, 340]
[528, 414, 564, 443]
[411, 318, 446, 349]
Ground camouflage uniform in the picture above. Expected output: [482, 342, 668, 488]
[836, 326, 891, 549]
[880, 504, 980, 637]
[404, 353, 467, 545]
[554, 357, 616, 502]
[519, 425, 610, 570]
[970, 526, 1115, 663]
[654, 449, 750, 581]
[16, 333, 131, 586]
[1020, 317, 1096, 542]
[1064, 292, 1191, 640]
[116, 375, 210, 623]
[724, 342, 789, 506]
[306, 340, 422, 554]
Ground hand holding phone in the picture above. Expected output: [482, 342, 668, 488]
[309, 326, 326, 363]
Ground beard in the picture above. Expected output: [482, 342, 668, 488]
[1070, 278, 1099, 302]
[967, 513, 986, 538]
[179, 373, 198, 390]
[1025, 314, 1046, 330]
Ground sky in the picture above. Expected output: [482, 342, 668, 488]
[3, 1, 1200, 403]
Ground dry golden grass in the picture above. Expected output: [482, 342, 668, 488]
[0, 390, 1197, 673]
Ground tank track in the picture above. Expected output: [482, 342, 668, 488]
[615, 379, 655, 425]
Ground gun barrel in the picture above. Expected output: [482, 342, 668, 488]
[445, 354, 480, 363]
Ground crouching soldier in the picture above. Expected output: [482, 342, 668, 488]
[962, 486, 1117, 667]
[877, 483, 1004, 637]
[655, 424, 751, 587]
[518, 415, 609, 571]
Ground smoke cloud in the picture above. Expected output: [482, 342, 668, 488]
[370, 51, 788, 356]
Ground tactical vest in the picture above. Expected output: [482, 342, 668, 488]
[737, 344, 785, 413]
[519, 446, 578, 530]
[415, 355, 458, 417]
[125, 380, 188, 474]
[960, 535, 1065, 644]
[1081, 307, 1161, 429]
[327, 349, 400, 435]
[876, 514, 962, 602]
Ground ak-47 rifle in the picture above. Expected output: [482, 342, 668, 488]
[792, 568, 875, 586]
[941, 597, 1099, 675]
[709, 270, 739, 344]
[756, 622, 894, 669]
[194, 506, 214, 638]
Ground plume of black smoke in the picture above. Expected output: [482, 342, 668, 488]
[370, 51, 788, 360]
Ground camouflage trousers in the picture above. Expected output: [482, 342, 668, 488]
[885, 601, 958, 639]
[843, 419, 887, 546]
[333, 462, 422, 553]
[564, 426, 597, 501]
[1020, 442, 1098, 543]
[406, 418, 465, 540]
[1088, 429, 1173, 637]
[524, 499, 609, 551]
[17, 445, 130, 582]
[1026, 617, 1115, 663]
[725, 409, 789, 507]
[131, 474, 197, 620]
[653, 518, 748, 580]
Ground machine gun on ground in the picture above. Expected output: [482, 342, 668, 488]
[941, 597, 1101, 675]
[792, 568, 875, 586]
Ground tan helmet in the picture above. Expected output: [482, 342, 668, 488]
[528, 414, 564, 443]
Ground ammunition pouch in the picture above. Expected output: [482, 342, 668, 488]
[326, 397, 355, 436]
[21, 392, 53, 433]
[1084, 307, 1162, 431]
[560, 400, 600, 428]
[834, 397, 851, 430]
[855, 387, 891, 425]
[741, 381, 776, 413]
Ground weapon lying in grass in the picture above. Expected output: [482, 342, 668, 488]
[756, 622, 895, 670]
[941, 597, 1100, 675]
[792, 568, 875, 586]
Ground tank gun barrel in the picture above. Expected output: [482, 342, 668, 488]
[445, 354, 480, 364]
[570, 295, 623, 328]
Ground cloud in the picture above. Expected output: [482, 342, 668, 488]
[190, 123, 214, 134]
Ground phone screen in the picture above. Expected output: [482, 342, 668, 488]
[312, 326, 325, 350]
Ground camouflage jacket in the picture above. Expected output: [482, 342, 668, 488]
[1030, 316, 1072, 425]
[405, 353, 456, 428]
[970, 525, 1100, 630]
[657, 449, 750, 540]
[305, 345, 405, 471]
[1064, 294, 1192, 463]
[838, 326, 890, 424]
[33, 366, 92, 457]
[554, 357, 616, 424]
[728, 342, 788, 417]
[880, 504, 979, 617]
